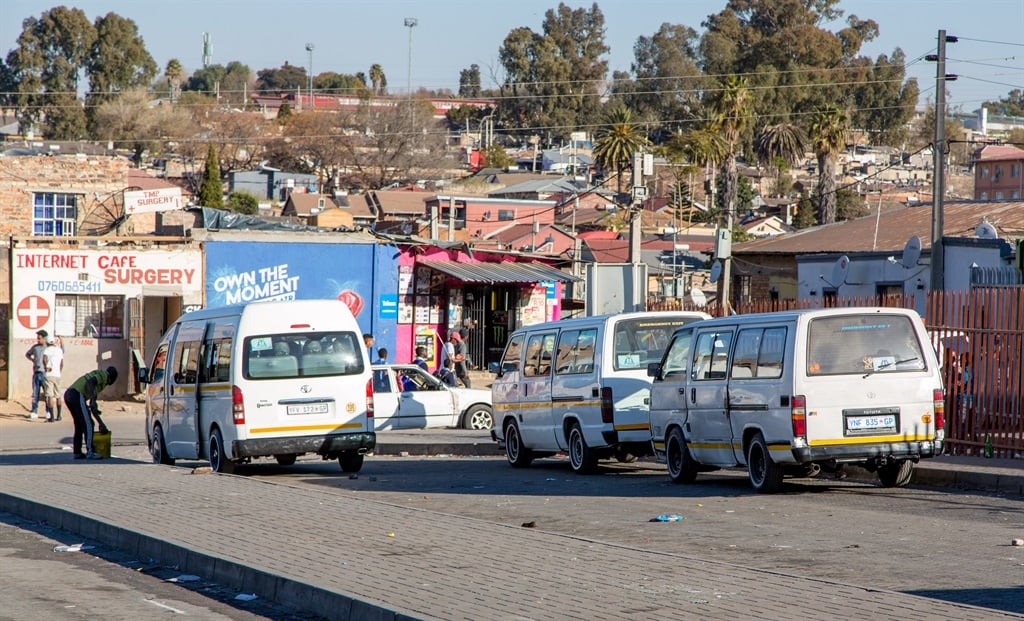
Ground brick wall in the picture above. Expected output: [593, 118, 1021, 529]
[0, 155, 131, 237]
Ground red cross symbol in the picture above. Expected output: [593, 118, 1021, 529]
[17, 295, 50, 331]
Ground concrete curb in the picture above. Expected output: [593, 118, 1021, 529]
[845, 464, 1024, 496]
[0, 493, 418, 621]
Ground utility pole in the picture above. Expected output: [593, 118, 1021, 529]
[305, 43, 314, 108]
[927, 29, 958, 292]
[404, 17, 418, 123]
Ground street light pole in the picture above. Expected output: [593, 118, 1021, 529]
[305, 43, 314, 109]
[404, 18, 418, 98]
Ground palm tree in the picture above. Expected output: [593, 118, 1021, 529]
[165, 59, 184, 103]
[709, 75, 752, 223]
[592, 104, 650, 193]
[662, 126, 727, 217]
[369, 64, 386, 96]
[809, 105, 849, 224]
[755, 123, 807, 196]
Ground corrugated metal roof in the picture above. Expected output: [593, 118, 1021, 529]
[420, 260, 579, 283]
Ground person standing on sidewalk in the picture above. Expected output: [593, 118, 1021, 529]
[41, 336, 64, 422]
[450, 332, 471, 388]
[24, 329, 47, 418]
[63, 366, 117, 460]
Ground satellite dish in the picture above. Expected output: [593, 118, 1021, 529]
[709, 260, 723, 283]
[689, 288, 707, 308]
[830, 255, 850, 287]
[975, 221, 998, 239]
[901, 236, 922, 268]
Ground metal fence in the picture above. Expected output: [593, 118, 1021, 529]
[650, 288, 1024, 458]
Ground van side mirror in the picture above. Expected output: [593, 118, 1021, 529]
[647, 362, 661, 378]
[488, 361, 500, 376]
[137, 367, 149, 385]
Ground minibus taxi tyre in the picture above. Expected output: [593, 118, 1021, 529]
[666, 428, 698, 484]
[877, 459, 914, 487]
[209, 428, 235, 474]
[151, 426, 174, 465]
[463, 405, 494, 430]
[504, 420, 533, 468]
[747, 432, 783, 493]
[568, 423, 598, 474]
[274, 454, 297, 466]
[339, 451, 364, 473]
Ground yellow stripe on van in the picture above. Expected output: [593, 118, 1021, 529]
[198, 385, 231, 394]
[494, 400, 602, 411]
[250, 422, 364, 434]
[614, 423, 650, 432]
[809, 434, 933, 446]
[175, 386, 196, 394]
[767, 443, 791, 451]
[689, 442, 735, 450]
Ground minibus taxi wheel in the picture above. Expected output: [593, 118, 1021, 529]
[151, 425, 174, 466]
[339, 451, 364, 473]
[504, 420, 533, 468]
[274, 454, 297, 466]
[209, 428, 236, 474]
[877, 459, 914, 487]
[666, 428, 698, 484]
[747, 432, 783, 493]
[568, 423, 598, 474]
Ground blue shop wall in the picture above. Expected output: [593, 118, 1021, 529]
[204, 241, 399, 353]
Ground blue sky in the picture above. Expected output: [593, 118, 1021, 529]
[3, 0, 1022, 112]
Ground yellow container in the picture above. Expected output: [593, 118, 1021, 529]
[92, 430, 111, 459]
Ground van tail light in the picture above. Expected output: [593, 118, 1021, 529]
[231, 386, 245, 425]
[366, 378, 375, 420]
[600, 387, 614, 424]
[933, 388, 945, 431]
[791, 395, 806, 437]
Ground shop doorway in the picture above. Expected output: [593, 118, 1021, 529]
[463, 286, 518, 369]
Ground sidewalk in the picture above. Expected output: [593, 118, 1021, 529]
[2, 456, 1021, 621]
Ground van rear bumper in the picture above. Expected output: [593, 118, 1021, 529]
[792, 439, 942, 463]
[233, 432, 376, 458]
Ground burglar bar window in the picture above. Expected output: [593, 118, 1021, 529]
[32, 192, 78, 236]
[55, 295, 125, 339]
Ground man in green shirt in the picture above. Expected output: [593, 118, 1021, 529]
[63, 366, 117, 460]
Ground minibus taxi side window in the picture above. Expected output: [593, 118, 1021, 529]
[756, 327, 786, 378]
[692, 331, 732, 380]
[555, 330, 579, 374]
[659, 329, 693, 379]
[523, 334, 547, 377]
[151, 345, 169, 384]
[731, 329, 762, 379]
[499, 335, 524, 376]
[201, 338, 232, 383]
[173, 340, 200, 384]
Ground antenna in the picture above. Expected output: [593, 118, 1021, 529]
[202, 32, 211, 68]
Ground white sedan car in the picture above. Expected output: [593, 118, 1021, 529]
[371, 364, 493, 430]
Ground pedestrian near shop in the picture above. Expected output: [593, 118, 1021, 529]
[450, 332, 471, 388]
[63, 366, 117, 460]
[436, 357, 458, 387]
[25, 329, 47, 418]
[413, 346, 428, 371]
[363, 333, 375, 359]
[42, 336, 64, 422]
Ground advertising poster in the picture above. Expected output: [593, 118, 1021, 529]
[204, 241, 398, 339]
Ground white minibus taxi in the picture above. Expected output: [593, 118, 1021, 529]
[139, 299, 375, 473]
[648, 307, 945, 492]
[490, 311, 710, 473]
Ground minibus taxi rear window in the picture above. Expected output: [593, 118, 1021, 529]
[613, 317, 697, 370]
[243, 331, 365, 379]
[807, 315, 927, 376]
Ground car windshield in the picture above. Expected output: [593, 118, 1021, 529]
[807, 314, 927, 376]
[243, 331, 364, 379]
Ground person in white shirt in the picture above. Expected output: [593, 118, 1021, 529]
[42, 336, 64, 422]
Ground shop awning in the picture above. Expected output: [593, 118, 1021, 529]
[419, 260, 579, 284]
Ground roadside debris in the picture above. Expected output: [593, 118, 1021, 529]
[167, 574, 201, 583]
[53, 543, 94, 552]
[234, 593, 258, 601]
[650, 514, 684, 522]
[521, 521, 536, 528]
[1012, 538, 1023, 547]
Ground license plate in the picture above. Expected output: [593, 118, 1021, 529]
[286, 403, 329, 415]
[846, 414, 896, 432]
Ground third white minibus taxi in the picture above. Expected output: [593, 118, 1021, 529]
[647, 307, 945, 492]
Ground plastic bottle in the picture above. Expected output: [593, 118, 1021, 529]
[984, 434, 994, 458]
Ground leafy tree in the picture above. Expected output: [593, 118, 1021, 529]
[226, 191, 259, 215]
[87, 12, 156, 101]
[809, 105, 849, 224]
[794, 195, 818, 228]
[6, 6, 95, 137]
[277, 99, 292, 120]
[484, 144, 514, 169]
[613, 22, 705, 135]
[662, 125, 728, 215]
[909, 102, 970, 166]
[185, 64, 225, 95]
[314, 71, 367, 94]
[836, 187, 868, 220]
[592, 105, 651, 193]
[497, 2, 608, 141]
[459, 64, 482, 97]
[198, 143, 224, 208]
[92, 88, 193, 166]
[368, 64, 387, 96]
[982, 89, 1024, 117]
[255, 62, 306, 94]
[846, 50, 918, 146]
[710, 75, 752, 224]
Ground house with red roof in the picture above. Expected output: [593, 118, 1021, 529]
[973, 145, 1024, 201]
